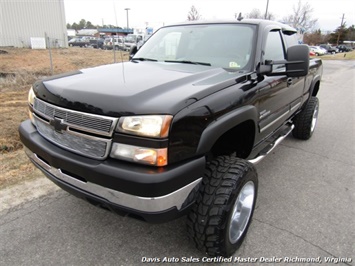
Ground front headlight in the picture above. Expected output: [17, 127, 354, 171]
[116, 115, 172, 138]
[28, 86, 35, 106]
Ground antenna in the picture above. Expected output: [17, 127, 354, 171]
[237, 13, 244, 21]
[112, 0, 118, 63]
[112, 0, 126, 83]
[120, 44, 126, 84]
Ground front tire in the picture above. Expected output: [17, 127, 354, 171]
[292, 96, 319, 140]
[187, 155, 258, 257]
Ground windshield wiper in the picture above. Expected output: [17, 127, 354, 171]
[132, 57, 158, 62]
[164, 60, 211, 66]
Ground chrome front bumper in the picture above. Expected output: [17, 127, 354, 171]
[25, 148, 202, 213]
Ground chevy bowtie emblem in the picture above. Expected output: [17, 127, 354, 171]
[49, 117, 68, 133]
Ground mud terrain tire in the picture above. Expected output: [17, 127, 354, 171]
[187, 155, 258, 257]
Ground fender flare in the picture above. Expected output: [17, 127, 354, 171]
[196, 105, 258, 155]
[310, 75, 321, 97]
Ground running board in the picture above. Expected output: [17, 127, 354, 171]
[248, 124, 294, 164]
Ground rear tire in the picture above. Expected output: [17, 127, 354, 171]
[187, 155, 258, 257]
[292, 96, 319, 140]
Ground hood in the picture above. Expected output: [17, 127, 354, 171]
[34, 61, 247, 116]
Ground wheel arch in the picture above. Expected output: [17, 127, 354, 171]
[311, 78, 321, 97]
[196, 106, 258, 159]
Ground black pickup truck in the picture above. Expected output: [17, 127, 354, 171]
[19, 19, 322, 256]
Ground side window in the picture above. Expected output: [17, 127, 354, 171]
[283, 33, 298, 48]
[264, 30, 285, 70]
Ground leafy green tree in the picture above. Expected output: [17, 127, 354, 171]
[346, 25, 355, 41]
[72, 23, 79, 31]
[86, 21, 95, 29]
[79, 19, 86, 29]
[67, 19, 125, 30]
[328, 24, 355, 44]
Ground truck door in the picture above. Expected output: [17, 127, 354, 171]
[257, 29, 303, 139]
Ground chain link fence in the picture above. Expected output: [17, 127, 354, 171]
[0, 33, 67, 49]
[1, 34, 129, 75]
[0, 36, 130, 154]
[0, 39, 130, 93]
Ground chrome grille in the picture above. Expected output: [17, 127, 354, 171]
[35, 118, 109, 158]
[32, 98, 118, 160]
[34, 98, 117, 136]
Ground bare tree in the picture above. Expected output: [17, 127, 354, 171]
[304, 29, 330, 45]
[246, 8, 262, 19]
[187, 6, 201, 21]
[246, 8, 275, 20]
[282, 0, 317, 32]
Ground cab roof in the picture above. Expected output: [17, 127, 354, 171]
[164, 19, 297, 34]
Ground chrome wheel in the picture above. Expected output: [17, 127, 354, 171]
[311, 102, 319, 133]
[229, 181, 255, 244]
[292, 97, 319, 140]
[187, 156, 258, 256]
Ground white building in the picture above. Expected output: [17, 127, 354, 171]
[0, 0, 68, 48]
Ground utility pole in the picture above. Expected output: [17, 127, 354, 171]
[264, 0, 269, 19]
[125, 8, 130, 30]
[336, 13, 345, 46]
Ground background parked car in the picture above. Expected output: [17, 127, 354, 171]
[310, 46, 327, 56]
[103, 37, 124, 50]
[90, 38, 104, 49]
[319, 44, 338, 54]
[68, 37, 90, 48]
[337, 45, 353, 52]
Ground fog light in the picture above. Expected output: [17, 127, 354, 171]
[29, 110, 35, 124]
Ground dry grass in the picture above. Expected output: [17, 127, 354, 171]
[0, 149, 42, 189]
[0, 89, 28, 152]
[0, 47, 127, 77]
[0, 47, 129, 188]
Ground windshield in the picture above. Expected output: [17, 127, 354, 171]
[125, 35, 137, 43]
[134, 24, 256, 70]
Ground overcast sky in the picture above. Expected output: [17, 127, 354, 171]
[64, 0, 355, 32]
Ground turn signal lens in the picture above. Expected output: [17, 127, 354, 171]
[110, 143, 168, 166]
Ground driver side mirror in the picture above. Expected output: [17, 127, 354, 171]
[286, 45, 309, 77]
[257, 45, 310, 77]
[129, 46, 138, 60]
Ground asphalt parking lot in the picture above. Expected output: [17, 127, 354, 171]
[0, 60, 354, 266]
